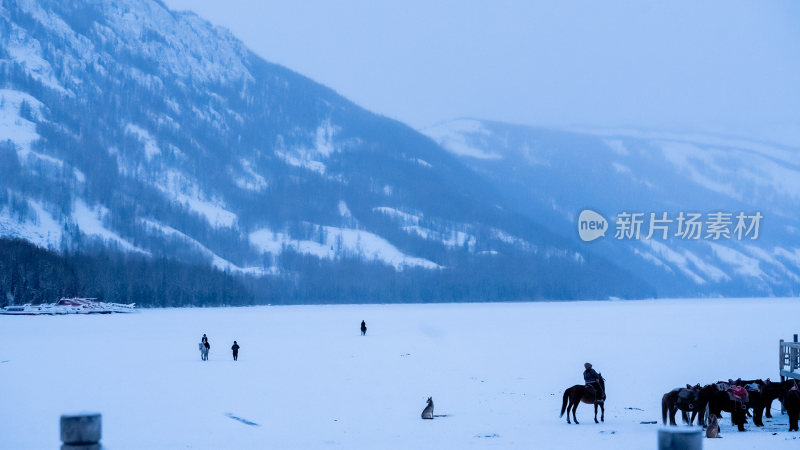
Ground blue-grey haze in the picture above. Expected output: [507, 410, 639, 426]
[164, 0, 800, 144]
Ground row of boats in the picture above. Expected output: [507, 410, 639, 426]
[0, 297, 135, 315]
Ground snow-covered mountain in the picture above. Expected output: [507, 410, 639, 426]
[423, 119, 800, 297]
[0, 0, 653, 302]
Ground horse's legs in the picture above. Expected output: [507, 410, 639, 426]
[594, 403, 599, 423]
[600, 402, 605, 422]
[572, 401, 580, 424]
[735, 403, 746, 431]
[669, 404, 678, 426]
[694, 404, 707, 428]
[754, 405, 764, 427]
[565, 395, 572, 424]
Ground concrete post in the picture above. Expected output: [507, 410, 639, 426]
[658, 428, 702, 450]
[60, 413, 102, 450]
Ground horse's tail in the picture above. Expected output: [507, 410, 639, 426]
[661, 393, 668, 425]
[560, 388, 569, 417]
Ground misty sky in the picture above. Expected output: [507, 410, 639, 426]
[164, 0, 800, 143]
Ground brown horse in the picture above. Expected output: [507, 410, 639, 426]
[560, 374, 605, 424]
[661, 384, 711, 427]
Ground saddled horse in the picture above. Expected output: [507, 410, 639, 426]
[560, 374, 605, 424]
[707, 383, 748, 431]
[724, 378, 767, 426]
[661, 384, 712, 426]
[741, 380, 766, 427]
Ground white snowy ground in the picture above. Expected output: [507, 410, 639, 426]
[1, 298, 799, 449]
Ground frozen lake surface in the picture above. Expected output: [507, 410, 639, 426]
[1, 298, 799, 449]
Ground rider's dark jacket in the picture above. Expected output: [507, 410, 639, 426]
[584, 368, 600, 384]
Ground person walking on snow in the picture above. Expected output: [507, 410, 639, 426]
[231, 341, 240, 361]
[360, 320, 367, 336]
[583, 362, 604, 399]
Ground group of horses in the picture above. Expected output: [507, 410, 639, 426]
[662, 378, 800, 432]
[558, 375, 800, 432]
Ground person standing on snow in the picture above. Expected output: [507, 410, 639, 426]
[231, 341, 240, 361]
[360, 320, 367, 336]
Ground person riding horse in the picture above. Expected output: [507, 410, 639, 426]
[561, 364, 606, 424]
[584, 362, 604, 400]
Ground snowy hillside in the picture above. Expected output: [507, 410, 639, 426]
[1, 299, 799, 448]
[0, 0, 652, 303]
[423, 119, 800, 297]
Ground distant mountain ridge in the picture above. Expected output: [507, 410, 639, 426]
[0, 0, 653, 304]
[423, 119, 800, 297]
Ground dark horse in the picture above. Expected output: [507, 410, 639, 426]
[763, 379, 796, 418]
[661, 384, 712, 426]
[725, 378, 766, 427]
[560, 374, 605, 424]
[786, 385, 800, 432]
[741, 381, 766, 427]
[707, 386, 748, 431]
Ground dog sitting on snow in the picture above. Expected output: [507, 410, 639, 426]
[421, 397, 434, 419]
[706, 414, 721, 438]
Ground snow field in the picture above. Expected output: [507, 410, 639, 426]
[1, 298, 799, 449]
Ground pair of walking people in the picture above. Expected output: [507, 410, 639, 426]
[198, 333, 240, 361]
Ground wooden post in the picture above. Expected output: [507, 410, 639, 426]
[60, 413, 102, 450]
[658, 428, 702, 450]
[780, 339, 785, 377]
